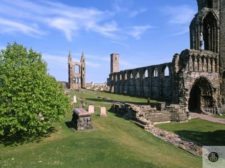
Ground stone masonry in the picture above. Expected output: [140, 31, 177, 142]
[68, 52, 86, 90]
[108, 0, 225, 114]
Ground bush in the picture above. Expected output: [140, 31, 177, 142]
[0, 43, 70, 138]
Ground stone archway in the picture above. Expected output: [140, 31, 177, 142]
[188, 77, 214, 113]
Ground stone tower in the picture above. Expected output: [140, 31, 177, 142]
[190, 0, 225, 104]
[220, 0, 225, 101]
[110, 53, 120, 73]
[190, 0, 220, 52]
[68, 51, 74, 89]
[68, 52, 86, 89]
[80, 52, 86, 88]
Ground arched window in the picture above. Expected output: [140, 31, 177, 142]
[115, 75, 117, 81]
[111, 75, 114, 81]
[136, 72, 140, 79]
[75, 65, 80, 73]
[153, 68, 158, 77]
[120, 74, 123, 80]
[124, 73, 128, 80]
[130, 73, 133, 79]
[144, 69, 148, 78]
[164, 66, 170, 76]
[203, 12, 218, 52]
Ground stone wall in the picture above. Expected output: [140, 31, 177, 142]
[176, 49, 220, 113]
[220, 0, 225, 102]
[108, 63, 173, 102]
[111, 103, 188, 125]
[68, 52, 86, 90]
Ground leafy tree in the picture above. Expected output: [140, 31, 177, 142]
[0, 43, 70, 138]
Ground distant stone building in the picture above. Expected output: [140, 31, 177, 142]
[68, 52, 86, 89]
[108, 0, 225, 114]
[110, 53, 120, 73]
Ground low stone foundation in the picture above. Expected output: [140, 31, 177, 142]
[111, 103, 202, 156]
[145, 124, 202, 156]
[111, 103, 188, 124]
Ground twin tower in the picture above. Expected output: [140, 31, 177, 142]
[68, 52, 86, 89]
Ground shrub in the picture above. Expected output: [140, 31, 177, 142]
[0, 43, 70, 138]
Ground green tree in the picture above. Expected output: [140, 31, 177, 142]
[0, 43, 70, 138]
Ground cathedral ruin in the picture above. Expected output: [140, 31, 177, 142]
[68, 52, 86, 89]
[108, 0, 225, 114]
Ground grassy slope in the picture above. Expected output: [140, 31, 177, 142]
[0, 90, 201, 168]
[157, 119, 225, 146]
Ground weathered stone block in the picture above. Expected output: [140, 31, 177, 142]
[100, 107, 107, 117]
[88, 105, 95, 114]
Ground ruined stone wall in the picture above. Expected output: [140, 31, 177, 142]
[107, 0, 223, 113]
[220, 0, 225, 102]
[108, 63, 174, 102]
[176, 49, 220, 112]
[68, 53, 86, 90]
[108, 49, 221, 113]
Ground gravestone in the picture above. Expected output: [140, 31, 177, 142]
[73, 95, 77, 103]
[88, 105, 95, 114]
[72, 108, 92, 130]
[100, 107, 107, 117]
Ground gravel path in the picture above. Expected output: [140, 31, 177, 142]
[190, 113, 225, 125]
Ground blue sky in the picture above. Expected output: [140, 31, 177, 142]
[0, 0, 197, 83]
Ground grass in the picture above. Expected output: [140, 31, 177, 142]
[157, 119, 225, 146]
[213, 114, 225, 119]
[0, 90, 202, 168]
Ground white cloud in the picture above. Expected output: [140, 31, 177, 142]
[128, 25, 152, 39]
[0, 0, 119, 41]
[0, 0, 152, 41]
[163, 5, 195, 25]
[129, 8, 147, 17]
[91, 21, 119, 39]
[162, 5, 195, 36]
[0, 17, 43, 37]
[86, 61, 101, 68]
[47, 18, 78, 41]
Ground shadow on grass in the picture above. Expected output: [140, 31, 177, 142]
[175, 130, 225, 146]
[0, 127, 56, 146]
[65, 121, 74, 129]
[86, 98, 149, 105]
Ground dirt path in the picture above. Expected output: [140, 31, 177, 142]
[190, 113, 225, 125]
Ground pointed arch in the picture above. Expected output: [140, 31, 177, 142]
[188, 77, 215, 113]
[130, 72, 133, 79]
[203, 11, 219, 52]
[153, 68, 158, 77]
[144, 69, 148, 78]
[136, 72, 140, 79]
[124, 73, 128, 80]
[163, 66, 170, 76]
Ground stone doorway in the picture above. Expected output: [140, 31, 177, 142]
[188, 77, 214, 113]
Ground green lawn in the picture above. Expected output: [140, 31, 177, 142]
[157, 119, 225, 146]
[0, 90, 201, 168]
